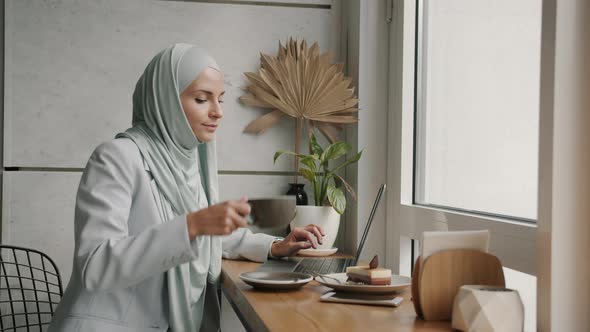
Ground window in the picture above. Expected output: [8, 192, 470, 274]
[389, 0, 539, 274]
[414, 0, 541, 221]
[387, 1, 541, 330]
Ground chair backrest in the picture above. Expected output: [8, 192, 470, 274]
[0, 245, 64, 331]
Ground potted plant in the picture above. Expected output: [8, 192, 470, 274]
[274, 133, 362, 249]
[240, 38, 359, 198]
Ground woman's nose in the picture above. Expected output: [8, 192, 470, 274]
[210, 101, 223, 119]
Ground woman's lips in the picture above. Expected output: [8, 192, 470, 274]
[203, 124, 217, 132]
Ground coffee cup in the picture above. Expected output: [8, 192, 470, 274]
[247, 196, 296, 229]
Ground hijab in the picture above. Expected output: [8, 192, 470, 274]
[116, 43, 222, 331]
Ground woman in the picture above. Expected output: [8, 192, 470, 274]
[48, 44, 323, 332]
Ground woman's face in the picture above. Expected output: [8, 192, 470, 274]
[179, 67, 225, 142]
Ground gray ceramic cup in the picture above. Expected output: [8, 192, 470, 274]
[247, 196, 297, 229]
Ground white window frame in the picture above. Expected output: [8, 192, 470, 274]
[386, 0, 537, 275]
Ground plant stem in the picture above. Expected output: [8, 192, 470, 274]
[294, 118, 302, 183]
[319, 162, 330, 206]
[314, 177, 321, 206]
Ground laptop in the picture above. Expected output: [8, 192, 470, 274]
[258, 184, 386, 275]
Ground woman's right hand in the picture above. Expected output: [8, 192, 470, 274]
[186, 198, 251, 240]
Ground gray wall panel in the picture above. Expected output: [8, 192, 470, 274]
[191, 0, 332, 5]
[4, 0, 336, 171]
[1, 171, 80, 285]
[0, 0, 4, 235]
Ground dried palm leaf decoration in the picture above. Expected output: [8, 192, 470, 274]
[240, 38, 359, 144]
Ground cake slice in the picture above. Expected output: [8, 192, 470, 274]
[345, 255, 391, 285]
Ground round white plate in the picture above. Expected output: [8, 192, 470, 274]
[298, 247, 338, 257]
[315, 273, 411, 294]
[239, 271, 313, 290]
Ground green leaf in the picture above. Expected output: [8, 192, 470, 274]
[334, 174, 357, 201]
[322, 141, 351, 161]
[327, 186, 346, 214]
[332, 150, 363, 173]
[299, 168, 315, 183]
[273, 150, 308, 164]
[273, 150, 292, 163]
[309, 133, 323, 156]
[300, 155, 318, 172]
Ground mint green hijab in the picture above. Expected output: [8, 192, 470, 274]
[116, 43, 222, 331]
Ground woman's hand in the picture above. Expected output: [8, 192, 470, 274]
[186, 198, 251, 239]
[270, 224, 325, 258]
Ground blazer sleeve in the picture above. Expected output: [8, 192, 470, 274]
[221, 228, 277, 263]
[74, 141, 197, 291]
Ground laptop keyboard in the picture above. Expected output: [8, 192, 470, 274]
[293, 257, 354, 274]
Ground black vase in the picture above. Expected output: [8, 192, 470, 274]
[286, 183, 308, 205]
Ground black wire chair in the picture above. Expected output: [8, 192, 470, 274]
[0, 245, 64, 331]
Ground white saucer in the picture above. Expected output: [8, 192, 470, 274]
[315, 273, 411, 294]
[239, 271, 312, 290]
[298, 247, 338, 257]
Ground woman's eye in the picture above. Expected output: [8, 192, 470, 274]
[219, 100, 224, 104]
[195, 98, 207, 104]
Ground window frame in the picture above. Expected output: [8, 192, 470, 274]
[386, 0, 537, 275]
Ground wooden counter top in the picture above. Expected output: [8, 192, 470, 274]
[221, 258, 453, 332]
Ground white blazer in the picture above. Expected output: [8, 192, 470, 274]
[48, 138, 275, 332]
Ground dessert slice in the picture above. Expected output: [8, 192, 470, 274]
[346, 255, 392, 285]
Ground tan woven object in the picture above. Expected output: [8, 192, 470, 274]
[240, 38, 358, 143]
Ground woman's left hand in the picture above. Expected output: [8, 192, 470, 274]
[270, 224, 325, 258]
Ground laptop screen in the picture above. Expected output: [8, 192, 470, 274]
[353, 184, 386, 265]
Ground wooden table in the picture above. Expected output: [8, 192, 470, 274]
[221, 259, 453, 332]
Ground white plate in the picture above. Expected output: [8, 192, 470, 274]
[239, 271, 313, 290]
[315, 273, 411, 294]
[298, 247, 338, 257]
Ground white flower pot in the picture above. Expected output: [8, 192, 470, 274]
[290, 206, 341, 249]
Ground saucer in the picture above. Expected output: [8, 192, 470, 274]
[298, 247, 338, 257]
[239, 271, 312, 290]
[315, 273, 411, 294]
